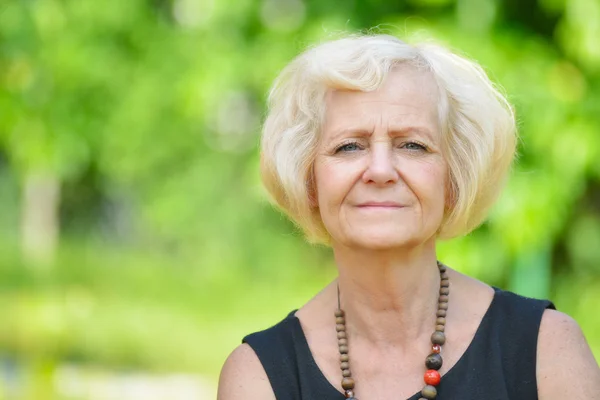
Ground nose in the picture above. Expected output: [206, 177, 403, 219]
[362, 143, 399, 185]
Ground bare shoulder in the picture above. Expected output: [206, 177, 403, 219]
[445, 267, 495, 309]
[217, 343, 276, 400]
[537, 309, 600, 399]
[218, 282, 332, 400]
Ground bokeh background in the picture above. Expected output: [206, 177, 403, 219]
[0, 0, 599, 398]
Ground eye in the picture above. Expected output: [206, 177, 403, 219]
[401, 141, 428, 151]
[335, 141, 362, 153]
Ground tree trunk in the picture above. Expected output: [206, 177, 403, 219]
[20, 172, 60, 267]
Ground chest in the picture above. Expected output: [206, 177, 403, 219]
[312, 338, 469, 400]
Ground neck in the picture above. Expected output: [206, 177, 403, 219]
[332, 239, 441, 348]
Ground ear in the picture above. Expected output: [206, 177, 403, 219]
[307, 167, 319, 208]
[308, 192, 318, 208]
[444, 177, 457, 211]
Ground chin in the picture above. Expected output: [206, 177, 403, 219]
[346, 228, 423, 250]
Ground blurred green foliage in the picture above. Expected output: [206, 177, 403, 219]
[0, 0, 599, 398]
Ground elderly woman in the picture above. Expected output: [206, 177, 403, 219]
[218, 34, 600, 399]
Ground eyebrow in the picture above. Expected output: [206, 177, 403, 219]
[391, 127, 435, 142]
[327, 128, 371, 142]
[327, 126, 435, 143]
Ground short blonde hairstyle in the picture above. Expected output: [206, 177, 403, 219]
[260, 34, 516, 245]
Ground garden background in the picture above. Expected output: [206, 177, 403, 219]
[0, 0, 599, 398]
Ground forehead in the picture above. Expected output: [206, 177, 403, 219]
[323, 65, 440, 133]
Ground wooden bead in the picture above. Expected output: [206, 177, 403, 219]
[333, 268, 450, 399]
[341, 377, 355, 390]
[425, 353, 443, 370]
[431, 331, 446, 345]
[424, 369, 441, 386]
[421, 384, 437, 399]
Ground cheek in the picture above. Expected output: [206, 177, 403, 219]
[314, 161, 347, 204]
[411, 161, 447, 207]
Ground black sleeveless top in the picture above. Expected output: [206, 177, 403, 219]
[242, 287, 555, 400]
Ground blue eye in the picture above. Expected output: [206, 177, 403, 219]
[402, 142, 427, 151]
[335, 142, 361, 153]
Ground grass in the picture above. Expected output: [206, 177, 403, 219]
[0, 237, 336, 383]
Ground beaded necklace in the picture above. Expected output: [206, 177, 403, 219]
[334, 261, 449, 400]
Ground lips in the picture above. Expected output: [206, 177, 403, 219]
[356, 202, 404, 208]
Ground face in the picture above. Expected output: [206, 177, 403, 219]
[312, 65, 448, 250]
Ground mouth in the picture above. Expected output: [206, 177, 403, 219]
[356, 202, 404, 208]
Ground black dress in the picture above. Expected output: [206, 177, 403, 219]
[242, 287, 555, 400]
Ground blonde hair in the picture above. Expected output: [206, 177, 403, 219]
[260, 34, 516, 245]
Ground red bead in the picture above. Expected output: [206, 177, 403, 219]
[432, 344, 442, 353]
[424, 369, 441, 386]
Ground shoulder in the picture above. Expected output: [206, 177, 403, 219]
[217, 343, 276, 400]
[444, 268, 495, 319]
[492, 286, 555, 316]
[218, 310, 301, 400]
[536, 309, 600, 399]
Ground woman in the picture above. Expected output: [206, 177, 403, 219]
[217, 34, 600, 399]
